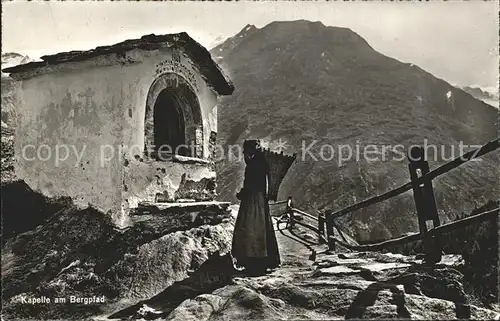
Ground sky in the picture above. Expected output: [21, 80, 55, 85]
[2, 0, 498, 89]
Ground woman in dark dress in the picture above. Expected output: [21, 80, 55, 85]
[231, 140, 281, 275]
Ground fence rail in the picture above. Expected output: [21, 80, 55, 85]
[271, 200, 289, 205]
[291, 207, 318, 221]
[328, 137, 499, 220]
[329, 207, 498, 252]
[273, 137, 500, 263]
[273, 201, 329, 243]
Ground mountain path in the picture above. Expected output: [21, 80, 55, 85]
[162, 217, 500, 320]
[101, 210, 500, 320]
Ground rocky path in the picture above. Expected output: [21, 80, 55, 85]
[163, 225, 500, 321]
[104, 209, 500, 321]
[3, 188, 498, 321]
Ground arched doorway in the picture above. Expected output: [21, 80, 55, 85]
[153, 90, 187, 156]
[144, 73, 203, 159]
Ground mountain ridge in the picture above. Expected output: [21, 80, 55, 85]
[212, 20, 499, 241]
[461, 85, 499, 108]
[1, 53, 33, 127]
[0, 23, 497, 241]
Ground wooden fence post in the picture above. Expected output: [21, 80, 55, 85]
[326, 212, 335, 251]
[318, 212, 326, 244]
[408, 146, 442, 264]
[286, 196, 294, 230]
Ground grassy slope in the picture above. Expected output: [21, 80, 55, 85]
[212, 20, 499, 240]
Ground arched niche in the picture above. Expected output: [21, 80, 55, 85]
[144, 73, 203, 159]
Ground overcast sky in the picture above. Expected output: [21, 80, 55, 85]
[2, 1, 498, 89]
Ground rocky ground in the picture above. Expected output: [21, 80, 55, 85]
[1, 176, 498, 320]
[1, 184, 235, 321]
[165, 251, 499, 321]
[213, 20, 500, 242]
[101, 206, 500, 321]
[1, 122, 15, 183]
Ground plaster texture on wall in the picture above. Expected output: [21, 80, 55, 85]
[14, 62, 128, 225]
[12, 47, 221, 227]
[122, 49, 219, 162]
[123, 158, 216, 211]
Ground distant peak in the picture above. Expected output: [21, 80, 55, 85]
[239, 24, 257, 34]
[228, 24, 258, 40]
[2, 52, 24, 58]
[265, 20, 325, 28]
[2, 53, 33, 73]
[279, 19, 323, 25]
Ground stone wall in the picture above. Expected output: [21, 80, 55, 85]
[13, 47, 220, 227]
[123, 157, 217, 210]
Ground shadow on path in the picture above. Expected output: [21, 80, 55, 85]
[345, 281, 411, 319]
[345, 274, 472, 319]
[276, 220, 317, 253]
[108, 221, 322, 320]
[108, 253, 235, 320]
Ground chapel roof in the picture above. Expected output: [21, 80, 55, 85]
[2, 32, 234, 95]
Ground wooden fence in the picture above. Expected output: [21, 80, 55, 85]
[272, 137, 500, 263]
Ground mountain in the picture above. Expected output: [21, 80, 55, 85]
[2, 52, 32, 77]
[1, 53, 33, 127]
[461, 85, 499, 108]
[1, 53, 32, 183]
[212, 20, 499, 241]
[208, 35, 228, 50]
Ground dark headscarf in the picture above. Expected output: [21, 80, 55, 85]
[243, 139, 261, 164]
[241, 139, 268, 193]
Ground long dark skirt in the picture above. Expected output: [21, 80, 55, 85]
[231, 192, 281, 270]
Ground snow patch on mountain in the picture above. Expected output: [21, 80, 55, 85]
[211, 24, 259, 54]
[461, 84, 499, 109]
[2, 52, 33, 77]
[208, 35, 227, 50]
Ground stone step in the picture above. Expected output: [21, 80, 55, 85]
[130, 201, 233, 227]
[135, 201, 231, 214]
